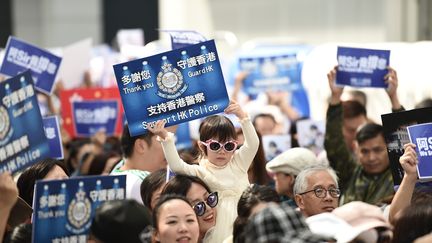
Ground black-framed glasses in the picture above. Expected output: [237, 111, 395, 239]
[192, 192, 218, 216]
[298, 187, 340, 198]
[200, 139, 238, 152]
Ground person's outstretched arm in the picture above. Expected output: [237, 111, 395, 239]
[149, 120, 206, 178]
[389, 143, 418, 224]
[225, 100, 259, 171]
[324, 66, 356, 189]
[385, 67, 403, 111]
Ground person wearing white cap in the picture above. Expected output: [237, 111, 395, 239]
[266, 147, 319, 206]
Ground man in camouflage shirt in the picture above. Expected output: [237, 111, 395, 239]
[324, 66, 403, 205]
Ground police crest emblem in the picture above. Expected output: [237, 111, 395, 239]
[156, 63, 187, 99]
[0, 105, 10, 141]
[67, 187, 91, 229]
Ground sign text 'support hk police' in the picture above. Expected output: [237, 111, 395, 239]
[336, 47, 390, 88]
[0, 71, 49, 173]
[239, 54, 302, 95]
[0, 36, 62, 95]
[33, 175, 126, 243]
[113, 40, 230, 136]
[43, 116, 64, 160]
[407, 122, 432, 182]
[72, 100, 119, 137]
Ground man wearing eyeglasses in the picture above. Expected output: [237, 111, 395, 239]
[293, 165, 340, 217]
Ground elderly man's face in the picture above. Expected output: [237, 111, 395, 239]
[295, 170, 339, 217]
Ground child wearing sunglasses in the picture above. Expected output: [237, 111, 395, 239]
[149, 100, 259, 243]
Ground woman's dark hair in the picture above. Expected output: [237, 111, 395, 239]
[233, 184, 280, 243]
[140, 169, 167, 211]
[392, 201, 432, 243]
[250, 131, 270, 185]
[237, 129, 271, 185]
[17, 158, 69, 206]
[104, 136, 122, 155]
[179, 147, 199, 165]
[87, 153, 107, 175]
[237, 184, 280, 217]
[90, 199, 152, 243]
[412, 186, 432, 204]
[198, 115, 237, 156]
[64, 137, 91, 173]
[232, 217, 248, 243]
[152, 194, 194, 230]
[162, 174, 212, 196]
[5, 223, 32, 243]
[289, 117, 309, 148]
[87, 152, 120, 176]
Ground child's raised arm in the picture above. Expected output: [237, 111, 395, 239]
[148, 119, 210, 180]
[224, 100, 259, 172]
[224, 100, 247, 120]
[148, 120, 169, 140]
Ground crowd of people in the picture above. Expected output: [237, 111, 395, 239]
[1, 63, 432, 243]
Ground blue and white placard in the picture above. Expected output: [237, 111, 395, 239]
[407, 122, 432, 181]
[239, 54, 302, 95]
[113, 40, 230, 136]
[33, 175, 126, 243]
[72, 100, 119, 137]
[162, 30, 207, 50]
[0, 71, 50, 173]
[43, 116, 64, 160]
[0, 36, 62, 94]
[336, 47, 390, 88]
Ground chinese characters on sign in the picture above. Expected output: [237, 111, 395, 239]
[0, 36, 62, 94]
[407, 122, 432, 181]
[113, 40, 230, 137]
[33, 175, 126, 243]
[0, 71, 49, 173]
[72, 100, 119, 136]
[336, 47, 390, 88]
